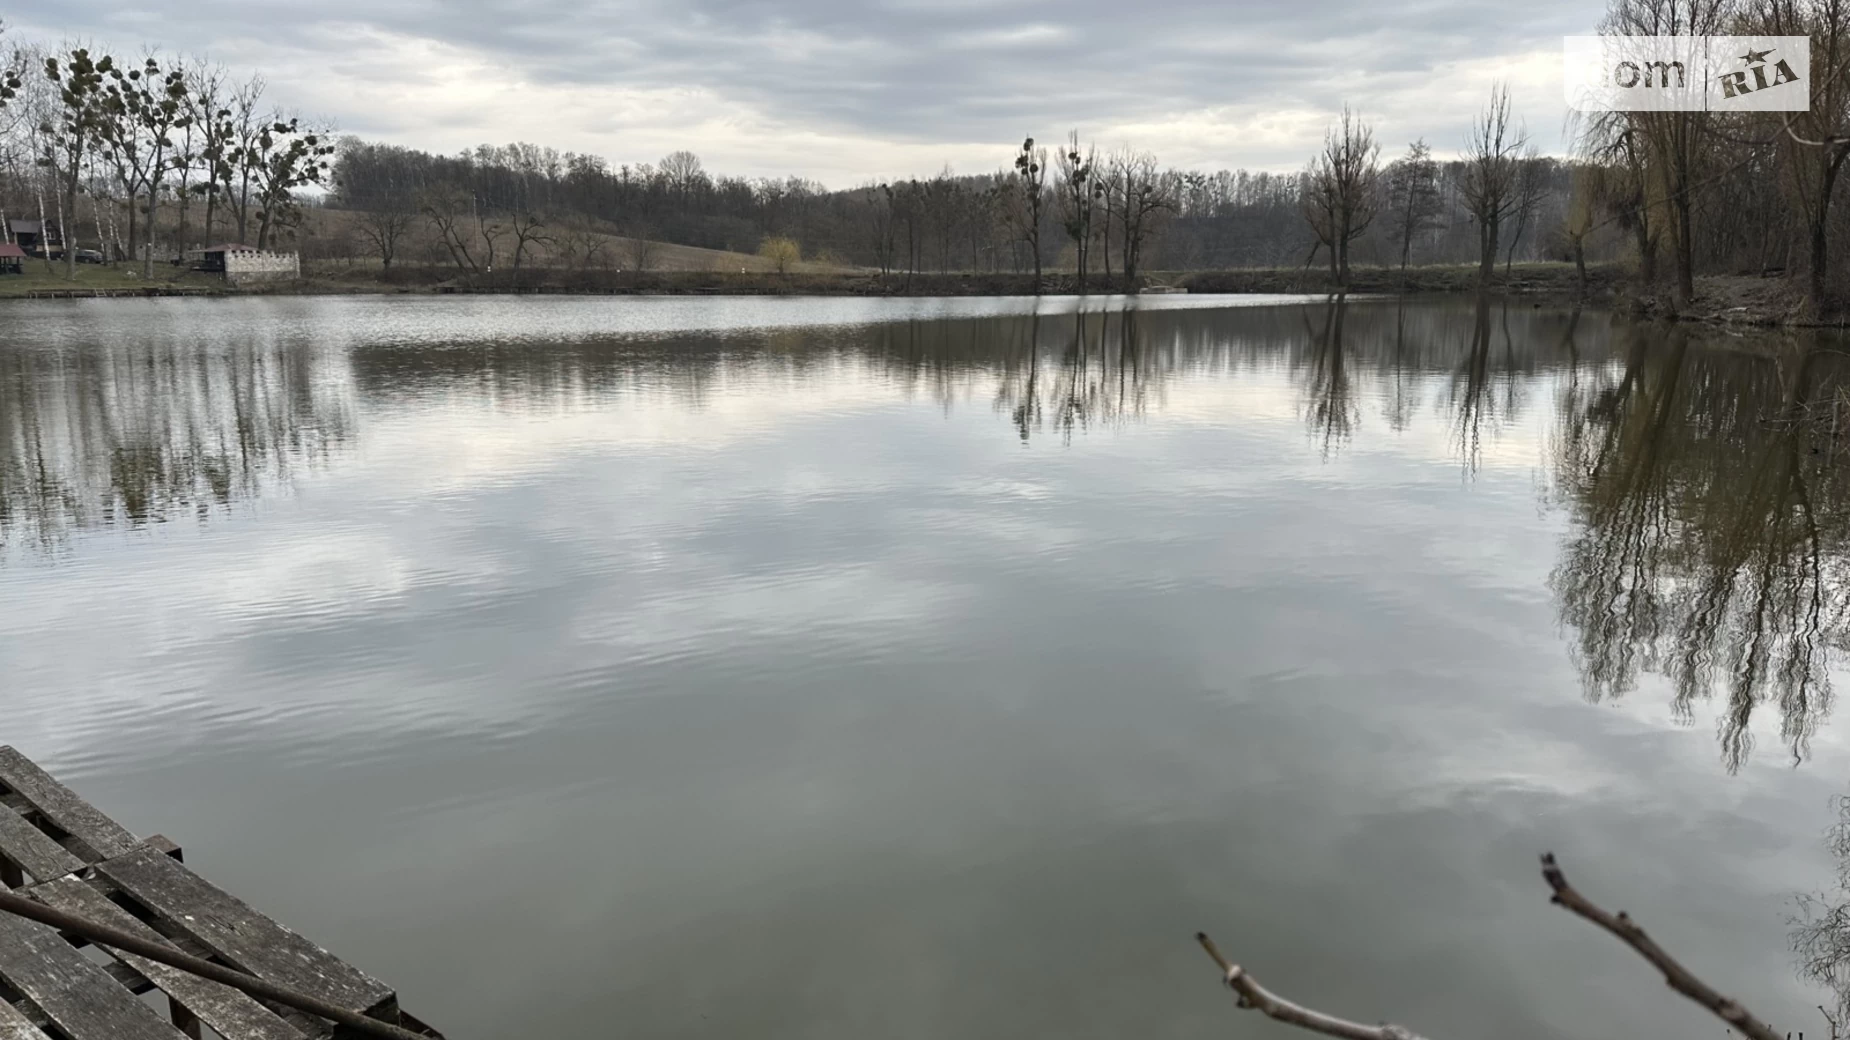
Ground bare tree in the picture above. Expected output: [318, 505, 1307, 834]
[418, 183, 478, 272]
[354, 204, 412, 270]
[658, 149, 704, 199]
[171, 60, 220, 253]
[1503, 149, 1547, 274]
[554, 219, 609, 272]
[1383, 139, 1442, 268]
[216, 74, 264, 244]
[865, 183, 896, 276]
[624, 224, 657, 273]
[1007, 136, 1048, 292]
[1459, 83, 1528, 287]
[95, 54, 191, 276]
[508, 207, 551, 271]
[1301, 107, 1381, 286]
[1119, 152, 1173, 281]
[1057, 131, 1100, 292]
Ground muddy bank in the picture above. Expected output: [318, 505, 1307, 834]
[1623, 274, 1850, 327]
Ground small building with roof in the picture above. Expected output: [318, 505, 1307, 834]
[0, 243, 25, 275]
[7, 220, 61, 257]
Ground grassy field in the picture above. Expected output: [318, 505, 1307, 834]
[303, 208, 857, 276]
[0, 260, 227, 298]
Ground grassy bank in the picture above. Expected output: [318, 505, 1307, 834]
[0, 259, 1622, 301]
[0, 262, 227, 298]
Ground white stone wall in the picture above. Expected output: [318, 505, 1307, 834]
[223, 251, 300, 286]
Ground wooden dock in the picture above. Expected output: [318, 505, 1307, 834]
[0, 747, 444, 1040]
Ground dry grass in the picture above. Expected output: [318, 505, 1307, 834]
[299, 207, 858, 276]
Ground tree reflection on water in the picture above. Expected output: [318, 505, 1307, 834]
[1548, 329, 1850, 771]
[5, 298, 1849, 771]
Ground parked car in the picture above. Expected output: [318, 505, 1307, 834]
[75, 249, 104, 264]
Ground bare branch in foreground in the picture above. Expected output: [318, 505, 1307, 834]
[1539, 853, 1782, 1040]
[1194, 932, 1433, 1040]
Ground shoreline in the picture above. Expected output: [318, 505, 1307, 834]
[10, 263, 1840, 330]
[0, 262, 1616, 302]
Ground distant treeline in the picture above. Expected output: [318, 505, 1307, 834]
[323, 136, 1600, 281]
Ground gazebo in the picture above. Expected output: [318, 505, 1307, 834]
[0, 243, 25, 275]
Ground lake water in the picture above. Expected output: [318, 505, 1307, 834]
[3, 292, 1849, 1040]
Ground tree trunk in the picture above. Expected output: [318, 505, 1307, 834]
[36, 187, 52, 271]
[1505, 212, 1528, 277]
[142, 191, 157, 279]
[1634, 215, 1655, 285]
[62, 174, 80, 280]
[1806, 150, 1847, 319]
[176, 181, 192, 255]
[123, 188, 139, 275]
[1477, 216, 1498, 286]
[1100, 201, 1114, 282]
[1673, 170, 1694, 305]
[1809, 215, 1830, 319]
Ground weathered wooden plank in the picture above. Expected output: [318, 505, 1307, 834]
[0, 749, 136, 859]
[97, 847, 395, 1016]
[0, 803, 83, 886]
[33, 877, 305, 1040]
[0, 996, 44, 1040]
[0, 907, 186, 1040]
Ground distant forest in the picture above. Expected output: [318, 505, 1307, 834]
[10, 0, 1850, 313]
[323, 136, 1591, 278]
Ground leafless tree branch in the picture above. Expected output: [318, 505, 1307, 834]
[1194, 932, 1434, 1040]
[1539, 853, 1783, 1040]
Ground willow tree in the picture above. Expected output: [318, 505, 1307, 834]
[1753, 0, 1850, 316]
[1603, 0, 1734, 305]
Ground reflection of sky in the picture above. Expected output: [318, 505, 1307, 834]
[0, 296, 1844, 1040]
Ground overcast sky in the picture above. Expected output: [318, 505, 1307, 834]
[13, 0, 1605, 187]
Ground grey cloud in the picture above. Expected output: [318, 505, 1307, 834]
[12, 0, 1605, 176]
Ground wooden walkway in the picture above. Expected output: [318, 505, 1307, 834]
[0, 747, 444, 1040]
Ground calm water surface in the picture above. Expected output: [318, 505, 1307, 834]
[3, 293, 1849, 1040]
